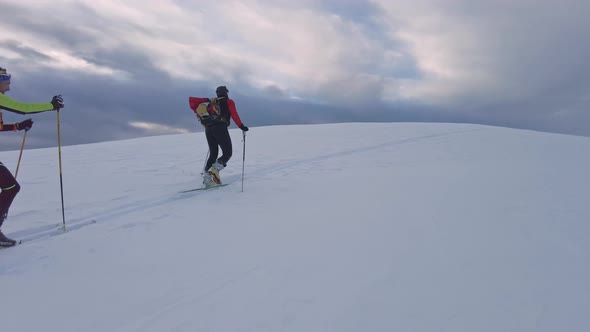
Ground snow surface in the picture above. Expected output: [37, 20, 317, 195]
[1, 122, 589, 331]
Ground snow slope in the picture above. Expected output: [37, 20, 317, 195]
[1, 123, 589, 331]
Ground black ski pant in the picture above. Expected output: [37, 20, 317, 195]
[0, 162, 20, 228]
[205, 124, 233, 171]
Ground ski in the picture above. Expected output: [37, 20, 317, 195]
[0, 219, 97, 250]
[178, 183, 229, 193]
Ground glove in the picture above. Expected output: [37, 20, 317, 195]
[51, 95, 64, 110]
[17, 118, 33, 131]
[239, 125, 249, 132]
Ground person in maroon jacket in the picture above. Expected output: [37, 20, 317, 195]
[189, 86, 248, 186]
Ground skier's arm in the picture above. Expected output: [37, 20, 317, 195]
[0, 113, 32, 132]
[227, 99, 244, 128]
[189, 97, 210, 112]
[0, 94, 54, 114]
[0, 122, 18, 131]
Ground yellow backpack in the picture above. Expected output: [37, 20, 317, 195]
[195, 97, 226, 126]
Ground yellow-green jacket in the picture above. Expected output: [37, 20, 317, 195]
[0, 94, 54, 131]
[0, 94, 54, 115]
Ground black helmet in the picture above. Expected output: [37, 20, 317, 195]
[216, 85, 229, 97]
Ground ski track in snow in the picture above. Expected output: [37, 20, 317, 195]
[6, 127, 474, 245]
[127, 265, 262, 332]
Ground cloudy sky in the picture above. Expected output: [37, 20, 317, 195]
[1, 0, 588, 150]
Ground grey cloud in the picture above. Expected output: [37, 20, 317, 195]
[370, 0, 590, 135]
[472, 2, 590, 134]
[76, 47, 162, 81]
[260, 84, 288, 98]
[0, 40, 51, 62]
[316, 0, 380, 24]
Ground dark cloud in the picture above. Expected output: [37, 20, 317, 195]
[1, 0, 589, 152]
[1, 2, 94, 47]
[0, 62, 420, 151]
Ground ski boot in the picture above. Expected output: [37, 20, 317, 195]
[202, 171, 216, 187]
[207, 161, 225, 185]
[0, 230, 16, 247]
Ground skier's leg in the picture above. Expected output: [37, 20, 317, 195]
[206, 126, 231, 184]
[0, 162, 20, 246]
[0, 162, 20, 227]
[216, 126, 233, 167]
[204, 127, 219, 171]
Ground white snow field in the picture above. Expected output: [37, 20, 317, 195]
[1, 123, 589, 332]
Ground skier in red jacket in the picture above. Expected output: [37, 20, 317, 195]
[189, 86, 248, 186]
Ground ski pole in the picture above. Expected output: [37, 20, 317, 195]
[56, 110, 66, 230]
[241, 130, 246, 192]
[201, 128, 211, 173]
[203, 149, 210, 173]
[14, 129, 28, 179]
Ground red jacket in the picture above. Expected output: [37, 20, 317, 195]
[189, 97, 244, 128]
